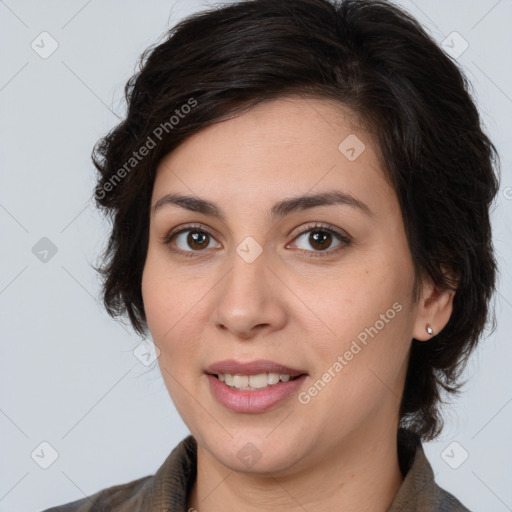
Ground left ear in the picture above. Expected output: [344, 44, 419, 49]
[413, 272, 456, 341]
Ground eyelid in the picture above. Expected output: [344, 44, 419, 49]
[163, 223, 215, 245]
[290, 222, 350, 243]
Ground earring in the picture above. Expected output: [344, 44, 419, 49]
[426, 323, 434, 335]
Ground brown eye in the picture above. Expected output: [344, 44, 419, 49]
[289, 223, 350, 256]
[185, 230, 210, 250]
[164, 224, 221, 255]
[307, 230, 333, 251]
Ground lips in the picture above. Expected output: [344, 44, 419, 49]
[205, 359, 308, 413]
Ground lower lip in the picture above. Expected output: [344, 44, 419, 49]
[207, 374, 307, 413]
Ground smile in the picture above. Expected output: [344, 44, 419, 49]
[206, 360, 308, 413]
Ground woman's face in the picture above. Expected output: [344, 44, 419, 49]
[142, 96, 433, 475]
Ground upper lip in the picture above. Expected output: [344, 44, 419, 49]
[206, 359, 307, 377]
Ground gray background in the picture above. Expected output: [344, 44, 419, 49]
[1, 1, 511, 511]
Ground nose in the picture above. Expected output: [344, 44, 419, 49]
[212, 244, 287, 340]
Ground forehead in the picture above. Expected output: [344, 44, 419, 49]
[152, 96, 395, 220]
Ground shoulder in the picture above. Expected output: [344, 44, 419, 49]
[41, 435, 197, 512]
[392, 429, 473, 511]
[437, 486, 472, 511]
[40, 474, 153, 511]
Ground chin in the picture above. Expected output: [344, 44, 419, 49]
[199, 428, 309, 475]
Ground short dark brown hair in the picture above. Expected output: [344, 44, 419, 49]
[91, 0, 500, 441]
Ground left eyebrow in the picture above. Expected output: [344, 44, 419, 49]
[271, 190, 373, 218]
[152, 190, 374, 220]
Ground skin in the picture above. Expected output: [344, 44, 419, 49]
[141, 96, 455, 512]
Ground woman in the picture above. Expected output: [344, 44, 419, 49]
[44, 0, 499, 510]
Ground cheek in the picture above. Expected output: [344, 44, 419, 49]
[141, 251, 210, 373]
[141, 268, 171, 342]
[142, 260, 202, 418]
[142, 257, 188, 378]
[301, 255, 415, 395]
[301, 255, 411, 342]
[298, 301, 413, 442]
[141, 246, 194, 342]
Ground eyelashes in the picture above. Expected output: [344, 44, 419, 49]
[162, 222, 351, 259]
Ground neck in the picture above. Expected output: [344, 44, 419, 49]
[188, 423, 404, 512]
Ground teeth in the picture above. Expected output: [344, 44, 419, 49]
[216, 372, 297, 390]
[267, 373, 280, 385]
[249, 373, 268, 389]
[233, 375, 249, 388]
